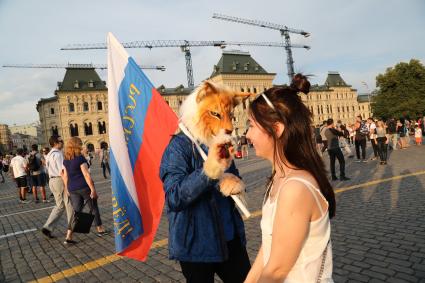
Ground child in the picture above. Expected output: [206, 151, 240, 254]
[415, 125, 422, 145]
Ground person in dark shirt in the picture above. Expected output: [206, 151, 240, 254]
[324, 119, 350, 181]
[62, 137, 108, 244]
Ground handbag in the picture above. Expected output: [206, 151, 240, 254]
[71, 199, 95, 234]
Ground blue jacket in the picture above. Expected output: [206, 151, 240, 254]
[159, 132, 246, 262]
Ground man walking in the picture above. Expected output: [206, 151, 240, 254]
[41, 136, 73, 239]
[354, 115, 368, 162]
[325, 119, 350, 181]
[10, 149, 30, 203]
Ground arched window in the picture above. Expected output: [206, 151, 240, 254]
[97, 101, 103, 110]
[83, 102, 89, 112]
[70, 123, 79, 137]
[253, 87, 257, 94]
[74, 124, 79, 136]
[98, 121, 107, 134]
[69, 103, 75, 112]
[241, 88, 244, 92]
[84, 122, 93, 136]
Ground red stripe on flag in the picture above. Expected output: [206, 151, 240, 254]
[118, 87, 178, 261]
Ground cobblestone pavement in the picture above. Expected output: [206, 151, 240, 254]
[0, 143, 425, 282]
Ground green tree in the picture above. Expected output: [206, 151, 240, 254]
[372, 59, 425, 119]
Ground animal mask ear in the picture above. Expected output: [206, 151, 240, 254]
[233, 92, 254, 106]
[196, 81, 218, 103]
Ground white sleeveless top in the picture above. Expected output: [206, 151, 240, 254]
[261, 177, 334, 282]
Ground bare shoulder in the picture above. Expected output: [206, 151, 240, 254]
[278, 171, 319, 203]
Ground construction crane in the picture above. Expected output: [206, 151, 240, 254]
[61, 40, 310, 88]
[2, 63, 166, 71]
[212, 13, 310, 82]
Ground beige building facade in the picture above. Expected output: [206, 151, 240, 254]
[11, 133, 38, 151]
[10, 122, 42, 144]
[0, 124, 12, 153]
[37, 67, 109, 151]
[302, 72, 372, 126]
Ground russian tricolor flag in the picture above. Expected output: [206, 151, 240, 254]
[107, 33, 178, 261]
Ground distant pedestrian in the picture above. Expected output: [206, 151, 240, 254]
[240, 133, 249, 159]
[325, 119, 350, 181]
[100, 144, 110, 179]
[41, 136, 73, 240]
[320, 120, 328, 153]
[415, 125, 422, 145]
[0, 155, 5, 183]
[314, 126, 323, 153]
[28, 144, 48, 203]
[376, 120, 389, 165]
[354, 115, 368, 162]
[367, 118, 378, 161]
[397, 119, 408, 149]
[10, 148, 30, 203]
[386, 118, 398, 150]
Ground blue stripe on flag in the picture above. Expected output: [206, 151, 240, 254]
[118, 57, 154, 170]
[110, 150, 144, 252]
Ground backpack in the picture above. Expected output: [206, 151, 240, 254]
[28, 153, 41, 172]
[359, 121, 369, 136]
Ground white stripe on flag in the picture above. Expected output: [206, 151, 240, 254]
[107, 32, 140, 210]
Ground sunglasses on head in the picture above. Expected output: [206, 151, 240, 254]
[253, 92, 276, 111]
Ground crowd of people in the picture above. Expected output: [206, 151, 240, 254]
[315, 115, 424, 181]
[0, 136, 109, 244]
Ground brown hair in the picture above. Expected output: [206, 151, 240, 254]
[64, 137, 83, 160]
[250, 73, 336, 218]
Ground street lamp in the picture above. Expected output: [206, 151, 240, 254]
[361, 81, 371, 116]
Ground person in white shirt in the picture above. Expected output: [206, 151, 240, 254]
[41, 136, 74, 240]
[10, 148, 30, 203]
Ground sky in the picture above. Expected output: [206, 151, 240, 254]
[0, 0, 424, 125]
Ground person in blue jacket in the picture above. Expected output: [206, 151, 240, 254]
[160, 81, 251, 283]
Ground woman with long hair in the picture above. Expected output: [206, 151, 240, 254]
[244, 74, 335, 282]
[62, 137, 108, 244]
